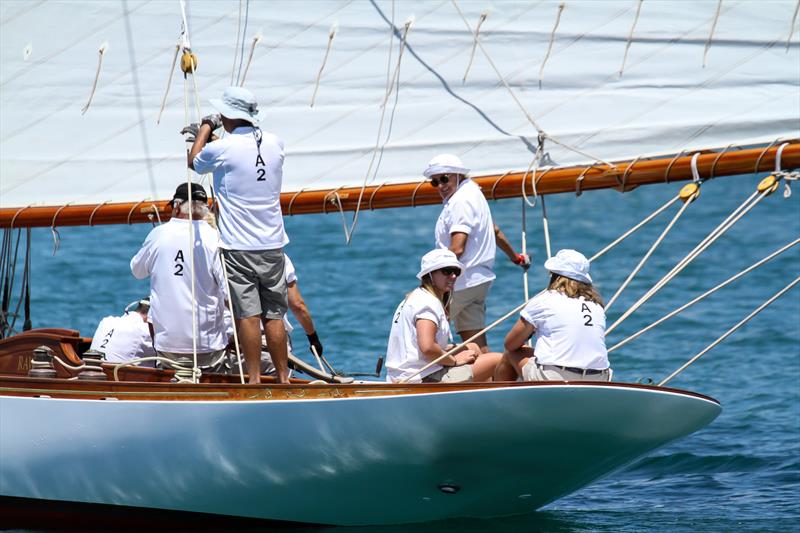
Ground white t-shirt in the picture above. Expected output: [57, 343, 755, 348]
[385, 287, 452, 383]
[130, 218, 228, 353]
[521, 290, 609, 370]
[89, 313, 155, 366]
[193, 126, 289, 251]
[435, 179, 496, 290]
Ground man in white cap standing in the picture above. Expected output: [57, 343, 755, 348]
[424, 154, 530, 352]
[186, 86, 290, 384]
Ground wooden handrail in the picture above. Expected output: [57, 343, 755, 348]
[1, 141, 797, 228]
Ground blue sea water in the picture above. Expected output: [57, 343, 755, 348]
[8, 174, 800, 531]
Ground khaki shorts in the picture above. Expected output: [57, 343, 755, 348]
[157, 349, 228, 372]
[450, 281, 492, 332]
[223, 249, 288, 320]
[422, 365, 474, 383]
[522, 360, 612, 382]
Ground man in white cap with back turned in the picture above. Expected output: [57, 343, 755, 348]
[186, 86, 290, 384]
[424, 154, 530, 352]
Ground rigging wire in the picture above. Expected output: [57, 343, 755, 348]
[310, 23, 338, 107]
[609, 237, 800, 354]
[231, 0, 243, 85]
[236, 0, 250, 85]
[607, 183, 776, 335]
[658, 275, 800, 387]
[702, 0, 723, 68]
[788, 0, 800, 52]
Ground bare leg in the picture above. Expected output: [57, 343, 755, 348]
[493, 355, 518, 382]
[263, 318, 289, 384]
[496, 346, 534, 382]
[237, 315, 263, 384]
[470, 352, 503, 382]
[458, 329, 489, 353]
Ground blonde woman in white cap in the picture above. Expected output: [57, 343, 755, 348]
[494, 249, 612, 382]
[385, 249, 502, 383]
[185, 86, 291, 384]
[424, 154, 530, 354]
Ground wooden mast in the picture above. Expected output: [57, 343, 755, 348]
[1, 141, 797, 229]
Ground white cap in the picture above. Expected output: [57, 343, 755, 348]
[544, 249, 592, 284]
[417, 249, 464, 280]
[422, 154, 470, 178]
[209, 86, 264, 124]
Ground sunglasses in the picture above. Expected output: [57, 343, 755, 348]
[430, 174, 454, 188]
[438, 267, 461, 276]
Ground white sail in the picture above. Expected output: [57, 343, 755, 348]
[1, 0, 798, 208]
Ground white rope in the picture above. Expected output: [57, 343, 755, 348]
[521, 198, 530, 304]
[157, 43, 180, 124]
[590, 195, 681, 262]
[538, 2, 565, 89]
[703, 0, 723, 68]
[462, 10, 489, 84]
[182, 71, 199, 383]
[81, 41, 108, 115]
[610, 237, 800, 353]
[112, 356, 201, 382]
[310, 23, 338, 107]
[787, 0, 800, 52]
[541, 195, 552, 260]
[619, 0, 643, 77]
[239, 30, 262, 87]
[231, 0, 243, 85]
[605, 191, 696, 312]
[659, 276, 800, 387]
[343, 15, 412, 245]
[607, 187, 769, 334]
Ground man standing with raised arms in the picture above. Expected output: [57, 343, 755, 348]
[186, 86, 290, 384]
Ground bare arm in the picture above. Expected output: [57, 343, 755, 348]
[187, 123, 214, 169]
[287, 281, 315, 335]
[494, 224, 518, 262]
[504, 317, 535, 352]
[416, 319, 476, 366]
[449, 232, 468, 258]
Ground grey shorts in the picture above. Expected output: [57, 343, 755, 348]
[422, 365, 474, 383]
[450, 281, 492, 332]
[223, 249, 288, 320]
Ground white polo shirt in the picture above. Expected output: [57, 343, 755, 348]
[193, 126, 289, 251]
[521, 290, 609, 370]
[435, 179, 496, 291]
[385, 287, 452, 383]
[89, 313, 155, 366]
[130, 218, 228, 354]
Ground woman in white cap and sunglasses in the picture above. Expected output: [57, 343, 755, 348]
[494, 249, 612, 382]
[385, 249, 502, 383]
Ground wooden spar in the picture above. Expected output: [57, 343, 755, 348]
[1, 141, 798, 229]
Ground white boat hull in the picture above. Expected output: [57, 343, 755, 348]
[0, 383, 720, 525]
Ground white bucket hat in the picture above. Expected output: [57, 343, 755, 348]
[544, 249, 592, 284]
[417, 249, 464, 280]
[209, 86, 264, 124]
[423, 153, 470, 179]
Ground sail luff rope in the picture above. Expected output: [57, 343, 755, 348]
[590, 195, 681, 262]
[658, 276, 800, 387]
[538, 2, 565, 90]
[788, 0, 800, 52]
[607, 187, 769, 334]
[619, 0, 642, 77]
[604, 191, 696, 312]
[310, 23, 338, 107]
[462, 10, 488, 84]
[610, 237, 800, 354]
[703, 0, 723, 68]
[81, 42, 107, 115]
